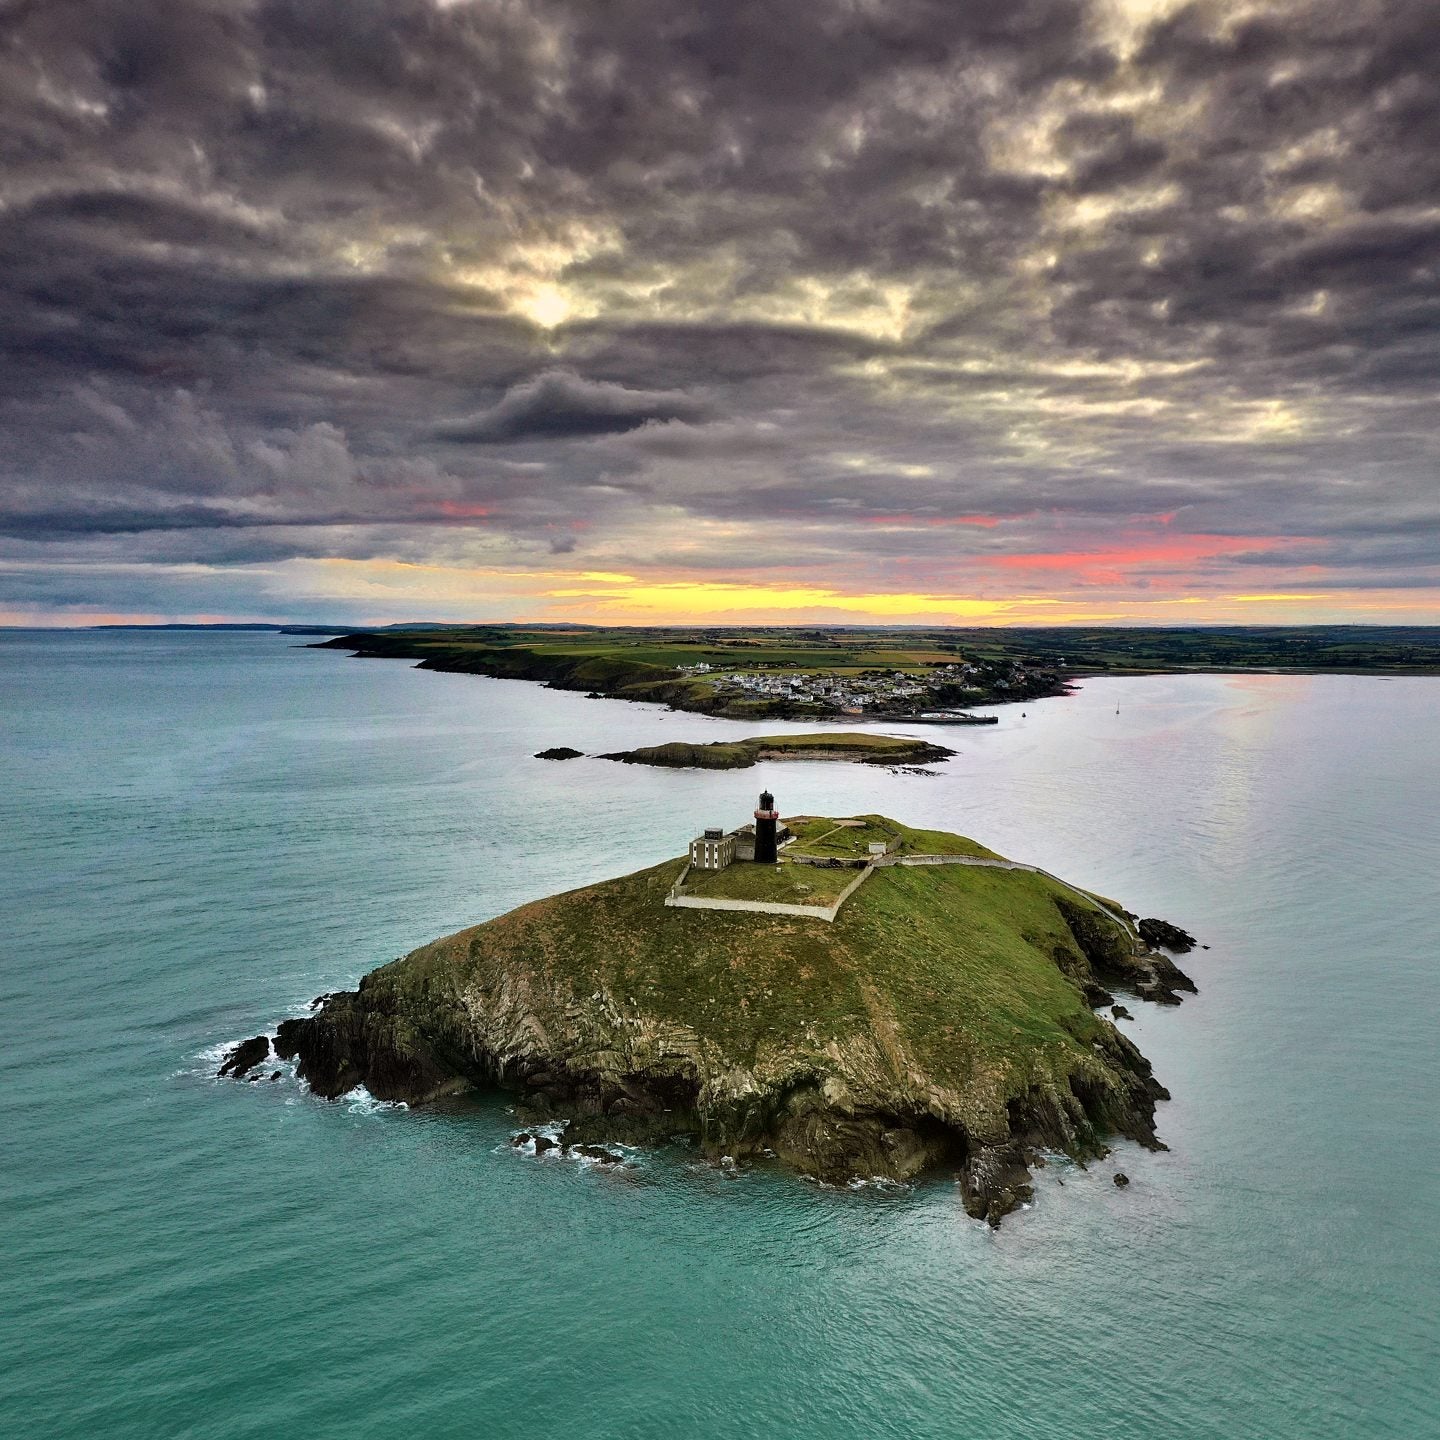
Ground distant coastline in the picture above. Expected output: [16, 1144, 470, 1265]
[306, 623, 1440, 723]
[311, 627, 1067, 721]
[88, 622, 357, 635]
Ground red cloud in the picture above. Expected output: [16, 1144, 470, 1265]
[993, 534, 1291, 573]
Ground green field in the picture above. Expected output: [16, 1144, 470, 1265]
[319, 622, 1440, 675]
[784, 814, 997, 861]
[753, 732, 917, 752]
[784, 817, 899, 859]
[679, 860, 857, 907]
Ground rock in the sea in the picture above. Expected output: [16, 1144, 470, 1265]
[270, 1071, 282, 1081]
[1111, 1004, 1134, 1020]
[218, 1035, 270, 1079]
[1138, 917, 1197, 953]
[1113, 1172, 1130, 1187]
[534, 747, 584, 761]
[570, 1144, 623, 1165]
[960, 1144, 1035, 1225]
[512, 1131, 561, 1155]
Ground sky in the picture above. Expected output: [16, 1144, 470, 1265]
[3, 0, 1439, 627]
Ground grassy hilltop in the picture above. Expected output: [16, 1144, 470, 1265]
[272, 817, 1195, 1224]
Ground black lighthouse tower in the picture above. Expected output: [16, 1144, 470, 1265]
[753, 789, 779, 864]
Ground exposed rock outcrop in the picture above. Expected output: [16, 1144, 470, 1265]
[1055, 898, 1197, 1003]
[1138, 917, 1197, 953]
[217, 1035, 270, 1079]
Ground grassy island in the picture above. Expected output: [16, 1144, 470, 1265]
[267, 815, 1196, 1224]
[598, 732, 954, 770]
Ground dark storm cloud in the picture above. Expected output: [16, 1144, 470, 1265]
[2, 0, 1439, 616]
[437, 370, 713, 442]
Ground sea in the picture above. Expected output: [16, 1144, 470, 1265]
[2, 629, 1437, 1439]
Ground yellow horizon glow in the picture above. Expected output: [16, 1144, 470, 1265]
[13, 558, 1435, 629]
[540, 579, 1049, 620]
[1228, 593, 1332, 603]
[276, 560, 1440, 626]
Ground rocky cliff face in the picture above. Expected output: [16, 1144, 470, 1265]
[264, 827, 1194, 1225]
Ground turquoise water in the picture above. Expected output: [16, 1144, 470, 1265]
[3, 630, 1437, 1438]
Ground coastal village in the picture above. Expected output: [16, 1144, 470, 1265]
[675, 657, 1051, 715]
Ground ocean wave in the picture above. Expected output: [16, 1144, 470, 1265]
[845, 1174, 911, 1192]
[179, 1033, 295, 1085]
[504, 1120, 569, 1156]
[505, 1123, 649, 1169]
[342, 1086, 408, 1115]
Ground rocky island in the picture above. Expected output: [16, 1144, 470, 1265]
[591, 732, 955, 770]
[238, 805, 1196, 1225]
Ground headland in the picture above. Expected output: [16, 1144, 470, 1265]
[312, 623, 1440, 724]
[313, 625, 1064, 720]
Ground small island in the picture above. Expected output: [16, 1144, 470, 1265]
[233, 791, 1197, 1224]
[597, 732, 955, 770]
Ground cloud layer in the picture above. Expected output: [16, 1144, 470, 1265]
[2, 0, 1438, 623]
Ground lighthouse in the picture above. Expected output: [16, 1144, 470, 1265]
[753, 788, 779, 864]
